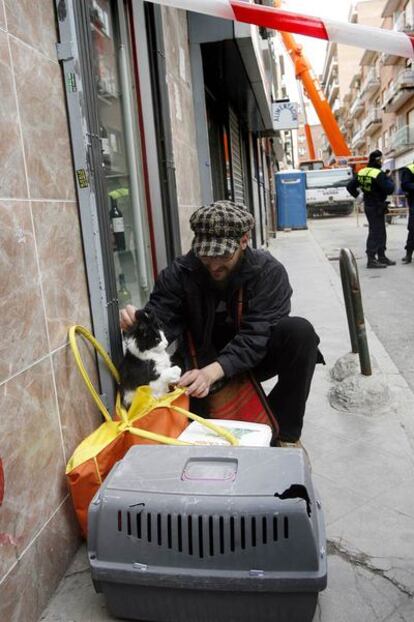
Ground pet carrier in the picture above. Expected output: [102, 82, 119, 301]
[88, 445, 327, 622]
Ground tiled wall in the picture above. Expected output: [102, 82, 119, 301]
[0, 2, 101, 620]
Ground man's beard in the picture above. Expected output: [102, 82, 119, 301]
[207, 253, 244, 290]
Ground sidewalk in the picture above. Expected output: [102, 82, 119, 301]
[40, 228, 414, 622]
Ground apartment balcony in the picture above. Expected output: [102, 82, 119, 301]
[364, 108, 382, 135]
[323, 58, 338, 89]
[393, 11, 414, 34]
[381, 48, 400, 65]
[360, 68, 380, 98]
[327, 80, 339, 105]
[351, 128, 365, 150]
[383, 69, 414, 112]
[350, 94, 364, 117]
[389, 124, 414, 155]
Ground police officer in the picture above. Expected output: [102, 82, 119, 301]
[400, 162, 414, 264]
[347, 149, 395, 268]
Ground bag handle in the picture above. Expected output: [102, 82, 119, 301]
[69, 325, 239, 445]
[188, 290, 280, 435]
[234, 289, 279, 433]
[115, 391, 239, 446]
[69, 325, 119, 423]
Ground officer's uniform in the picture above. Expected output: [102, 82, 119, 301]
[400, 163, 414, 263]
[347, 164, 394, 266]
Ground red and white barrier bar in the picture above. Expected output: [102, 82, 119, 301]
[148, 0, 414, 58]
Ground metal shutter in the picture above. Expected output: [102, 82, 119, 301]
[229, 107, 245, 205]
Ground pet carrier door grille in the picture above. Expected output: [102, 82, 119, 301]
[117, 510, 289, 558]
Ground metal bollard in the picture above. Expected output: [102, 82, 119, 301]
[339, 248, 372, 376]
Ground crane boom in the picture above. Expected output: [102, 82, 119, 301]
[274, 0, 351, 158]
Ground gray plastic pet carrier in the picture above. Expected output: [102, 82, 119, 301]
[88, 446, 327, 622]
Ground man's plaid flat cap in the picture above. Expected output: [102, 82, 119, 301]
[190, 200, 255, 257]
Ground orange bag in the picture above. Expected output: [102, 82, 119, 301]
[207, 374, 271, 424]
[66, 326, 238, 537]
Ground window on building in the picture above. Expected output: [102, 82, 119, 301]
[90, 0, 154, 311]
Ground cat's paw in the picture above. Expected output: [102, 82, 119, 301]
[168, 365, 182, 383]
[160, 365, 181, 384]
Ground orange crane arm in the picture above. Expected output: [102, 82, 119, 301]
[274, 1, 351, 158]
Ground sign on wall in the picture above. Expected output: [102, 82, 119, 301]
[272, 100, 299, 130]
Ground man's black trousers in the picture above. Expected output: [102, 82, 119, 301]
[252, 316, 322, 442]
[364, 203, 386, 257]
[405, 206, 414, 253]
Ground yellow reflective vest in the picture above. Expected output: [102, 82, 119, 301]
[406, 163, 414, 175]
[357, 167, 381, 193]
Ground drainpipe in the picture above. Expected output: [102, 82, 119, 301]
[145, 3, 182, 261]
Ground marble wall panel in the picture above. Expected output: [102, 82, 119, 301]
[0, 201, 48, 383]
[32, 201, 91, 350]
[4, 0, 58, 61]
[10, 38, 76, 201]
[0, 498, 80, 622]
[0, 30, 27, 198]
[0, 358, 67, 581]
[53, 343, 101, 463]
[0, 2, 5, 31]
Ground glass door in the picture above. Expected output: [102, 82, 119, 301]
[89, 0, 153, 310]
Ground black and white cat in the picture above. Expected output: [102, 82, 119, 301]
[119, 309, 181, 409]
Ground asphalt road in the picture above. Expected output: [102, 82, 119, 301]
[309, 211, 414, 394]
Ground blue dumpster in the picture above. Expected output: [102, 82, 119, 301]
[275, 170, 307, 230]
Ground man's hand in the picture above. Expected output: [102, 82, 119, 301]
[120, 304, 137, 331]
[178, 362, 224, 398]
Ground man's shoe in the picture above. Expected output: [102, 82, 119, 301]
[367, 258, 387, 269]
[378, 256, 396, 266]
[276, 439, 304, 449]
[402, 254, 413, 264]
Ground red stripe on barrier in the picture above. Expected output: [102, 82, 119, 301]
[409, 35, 414, 53]
[230, 1, 329, 41]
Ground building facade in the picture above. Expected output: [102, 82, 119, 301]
[0, 2, 282, 620]
[322, 0, 414, 187]
[338, 0, 414, 187]
[320, 0, 387, 162]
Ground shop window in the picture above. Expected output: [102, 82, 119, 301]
[90, 0, 153, 310]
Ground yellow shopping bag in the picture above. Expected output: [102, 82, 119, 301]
[66, 326, 238, 537]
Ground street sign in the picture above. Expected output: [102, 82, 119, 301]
[272, 100, 299, 130]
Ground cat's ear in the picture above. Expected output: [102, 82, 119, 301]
[144, 308, 154, 322]
[134, 309, 144, 322]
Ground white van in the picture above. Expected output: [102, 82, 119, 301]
[305, 167, 354, 216]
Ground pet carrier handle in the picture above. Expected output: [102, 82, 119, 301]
[69, 325, 120, 424]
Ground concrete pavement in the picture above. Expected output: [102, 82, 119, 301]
[40, 219, 414, 622]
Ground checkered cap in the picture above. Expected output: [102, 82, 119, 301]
[190, 201, 255, 257]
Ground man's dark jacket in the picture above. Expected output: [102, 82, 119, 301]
[346, 167, 394, 208]
[145, 247, 292, 378]
[401, 166, 414, 208]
